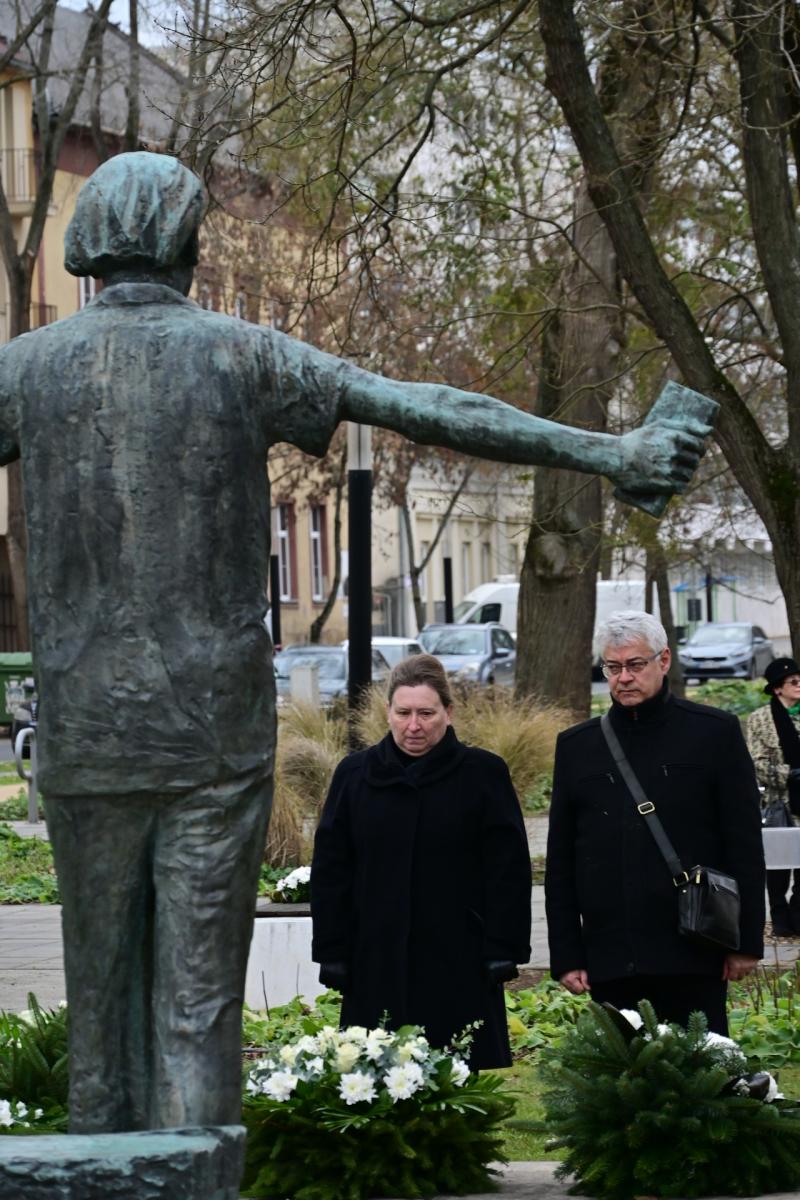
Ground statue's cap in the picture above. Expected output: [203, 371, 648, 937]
[64, 152, 205, 277]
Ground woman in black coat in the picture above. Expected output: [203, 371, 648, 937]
[310, 654, 532, 1069]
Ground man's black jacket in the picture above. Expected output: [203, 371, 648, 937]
[545, 684, 765, 983]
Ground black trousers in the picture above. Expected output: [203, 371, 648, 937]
[590, 974, 728, 1036]
[766, 869, 800, 929]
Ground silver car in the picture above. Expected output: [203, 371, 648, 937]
[678, 622, 774, 681]
[423, 623, 516, 686]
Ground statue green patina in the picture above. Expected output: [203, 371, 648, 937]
[0, 152, 713, 1133]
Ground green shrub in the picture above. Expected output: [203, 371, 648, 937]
[505, 979, 588, 1052]
[243, 992, 343, 1051]
[688, 678, 766, 715]
[541, 1000, 800, 1199]
[0, 825, 59, 903]
[0, 994, 68, 1132]
[728, 964, 800, 1067]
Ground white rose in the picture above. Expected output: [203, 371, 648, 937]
[618, 1009, 643, 1030]
[279, 1044, 299, 1066]
[450, 1057, 470, 1087]
[335, 1042, 362, 1072]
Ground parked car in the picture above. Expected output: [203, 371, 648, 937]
[422, 623, 516, 686]
[274, 644, 390, 705]
[677, 622, 774, 681]
[341, 636, 424, 669]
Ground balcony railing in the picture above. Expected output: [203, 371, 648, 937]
[0, 150, 35, 205]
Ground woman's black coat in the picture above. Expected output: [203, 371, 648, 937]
[545, 686, 766, 985]
[310, 726, 532, 1068]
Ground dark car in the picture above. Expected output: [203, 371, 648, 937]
[677, 622, 774, 681]
[423, 623, 516, 686]
[274, 644, 390, 705]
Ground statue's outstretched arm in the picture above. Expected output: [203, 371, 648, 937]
[338, 369, 714, 503]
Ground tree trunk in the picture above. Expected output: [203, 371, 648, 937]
[538, 0, 800, 653]
[515, 182, 620, 717]
[653, 545, 684, 698]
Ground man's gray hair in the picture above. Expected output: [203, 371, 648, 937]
[595, 610, 668, 657]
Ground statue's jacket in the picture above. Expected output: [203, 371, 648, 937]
[310, 727, 532, 1069]
[545, 684, 766, 984]
[0, 282, 353, 796]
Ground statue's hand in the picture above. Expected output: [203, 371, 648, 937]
[613, 417, 711, 495]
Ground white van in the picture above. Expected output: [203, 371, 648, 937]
[452, 577, 655, 644]
[452, 580, 519, 634]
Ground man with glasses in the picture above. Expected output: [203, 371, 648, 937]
[747, 658, 800, 936]
[545, 610, 765, 1034]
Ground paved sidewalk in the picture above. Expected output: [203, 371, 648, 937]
[415, 1162, 800, 1200]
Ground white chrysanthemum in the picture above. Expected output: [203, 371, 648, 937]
[305, 1056, 325, 1077]
[341, 1026, 369, 1043]
[364, 1030, 393, 1061]
[262, 1071, 299, 1102]
[33, 1109, 43, 1120]
[275, 866, 311, 892]
[0, 1101, 12, 1127]
[14, 1102, 27, 1118]
[384, 1063, 425, 1101]
[619, 1009, 643, 1030]
[338, 1071, 377, 1106]
[16, 1010, 35, 1026]
[335, 1042, 362, 1072]
[296, 1035, 320, 1056]
[394, 1041, 417, 1064]
[703, 1031, 747, 1066]
[450, 1057, 470, 1087]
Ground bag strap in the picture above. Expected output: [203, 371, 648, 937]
[600, 712, 688, 885]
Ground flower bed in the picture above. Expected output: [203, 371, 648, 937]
[542, 1000, 800, 1199]
[241, 1023, 514, 1200]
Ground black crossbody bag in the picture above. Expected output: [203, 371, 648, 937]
[600, 713, 741, 953]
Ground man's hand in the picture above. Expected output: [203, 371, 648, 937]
[560, 969, 590, 995]
[723, 954, 759, 982]
[613, 418, 712, 495]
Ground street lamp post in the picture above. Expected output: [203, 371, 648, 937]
[442, 523, 454, 624]
[347, 424, 372, 739]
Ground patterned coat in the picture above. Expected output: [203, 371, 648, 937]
[746, 703, 800, 815]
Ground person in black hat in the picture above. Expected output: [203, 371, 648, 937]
[746, 657, 800, 936]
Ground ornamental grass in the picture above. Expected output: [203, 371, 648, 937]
[354, 685, 566, 804]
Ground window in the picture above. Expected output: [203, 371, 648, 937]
[461, 542, 472, 593]
[276, 503, 296, 600]
[481, 541, 491, 582]
[79, 276, 96, 308]
[419, 540, 430, 602]
[309, 504, 327, 602]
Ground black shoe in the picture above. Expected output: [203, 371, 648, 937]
[772, 923, 794, 938]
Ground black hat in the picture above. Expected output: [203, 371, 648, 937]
[763, 657, 800, 694]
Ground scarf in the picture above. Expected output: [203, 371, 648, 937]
[771, 696, 800, 813]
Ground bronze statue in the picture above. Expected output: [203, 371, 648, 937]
[0, 152, 713, 1132]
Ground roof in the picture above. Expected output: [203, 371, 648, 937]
[0, 0, 208, 149]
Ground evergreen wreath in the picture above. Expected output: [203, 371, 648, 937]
[541, 1000, 800, 1199]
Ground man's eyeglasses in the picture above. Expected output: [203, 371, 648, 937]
[601, 652, 662, 679]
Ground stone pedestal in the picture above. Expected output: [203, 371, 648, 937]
[0, 1124, 245, 1199]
